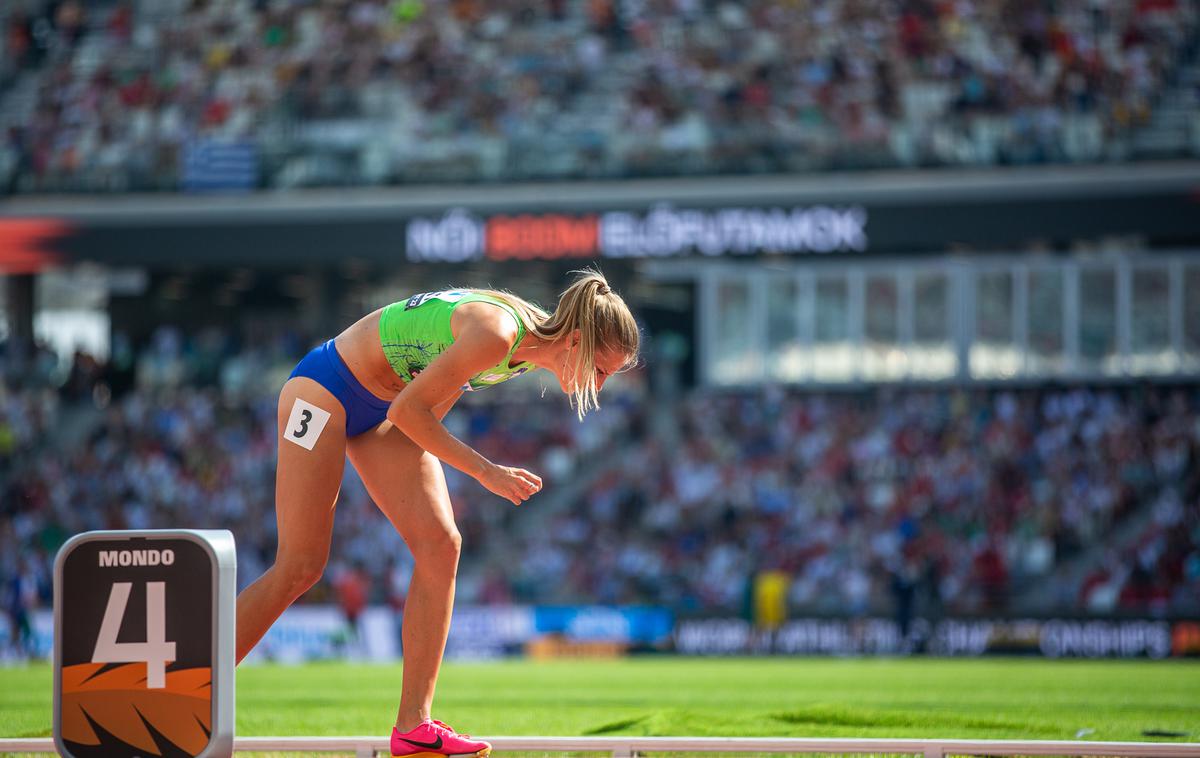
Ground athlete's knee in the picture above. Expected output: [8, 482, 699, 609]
[274, 553, 329, 596]
[411, 527, 462, 570]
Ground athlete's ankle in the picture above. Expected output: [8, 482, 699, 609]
[395, 710, 430, 734]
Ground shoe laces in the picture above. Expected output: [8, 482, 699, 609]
[431, 719, 471, 739]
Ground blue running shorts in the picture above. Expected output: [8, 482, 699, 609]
[288, 339, 392, 437]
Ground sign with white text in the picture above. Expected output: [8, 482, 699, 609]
[54, 530, 235, 758]
[407, 205, 869, 262]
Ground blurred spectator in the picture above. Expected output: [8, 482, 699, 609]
[3, 556, 40, 662]
[332, 560, 371, 657]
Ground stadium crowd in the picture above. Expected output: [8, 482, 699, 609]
[1, 0, 1196, 192]
[497, 385, 1200, 618]
[3, 328, 1198, 652]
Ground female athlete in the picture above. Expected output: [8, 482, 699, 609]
[235, 269, 640, 758]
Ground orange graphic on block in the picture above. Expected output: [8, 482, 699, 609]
[61, 662, 212, 756]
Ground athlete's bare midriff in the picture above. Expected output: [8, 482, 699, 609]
[331, 301, 516, 402]
[333, 308, 406, 401]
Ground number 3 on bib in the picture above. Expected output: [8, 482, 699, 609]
[92, 581, 176, 689]
[284, 398, 332, 451]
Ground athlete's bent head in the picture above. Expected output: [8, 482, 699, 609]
[474, 268, 639, 419]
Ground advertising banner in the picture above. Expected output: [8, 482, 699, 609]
[8, 172, 1195, 268]
[406, 205, 869, 263]
[445, 605, 536, 659]
[532, 605, 675, 645]
[10, 607, 1197, 664]
[241, 605, 382, 664]
[673, 617, 1183, 658]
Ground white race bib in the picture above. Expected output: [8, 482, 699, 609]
[283, 398, 332, 451]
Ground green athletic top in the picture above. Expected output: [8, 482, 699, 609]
[378, 290, 535, 392]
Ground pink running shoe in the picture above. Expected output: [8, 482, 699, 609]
[391, 718, 492, 758]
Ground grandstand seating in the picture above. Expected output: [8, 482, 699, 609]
[1, 0, 1197, 192]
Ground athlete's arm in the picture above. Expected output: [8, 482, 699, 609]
[387, 314, 542, 505]
[431, 389, 463, 422]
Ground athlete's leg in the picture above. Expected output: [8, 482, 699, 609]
[236, 377, 347, 664]
[347, 421, 460, 732]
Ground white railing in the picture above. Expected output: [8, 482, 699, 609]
[3, 736, 1200, 758]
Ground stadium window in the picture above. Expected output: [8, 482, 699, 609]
[813, 275, 854, 382]
[970, 269, 1018, 378]
[912, 271, 955, 379]
[1079, 265, 1118, 375]
[862, 273, 904, 380]
[1129, 265, 1174, 374]
[1026, 267, 1066, 377]
[1185, 263, 1200, 371]
[712, 275, 756, 385]
[766, 274, 803, 383]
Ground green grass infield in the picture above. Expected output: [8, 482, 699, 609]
[2, 657, 1198, 746]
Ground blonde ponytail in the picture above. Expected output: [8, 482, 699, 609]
[468, 267, 640, 419]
